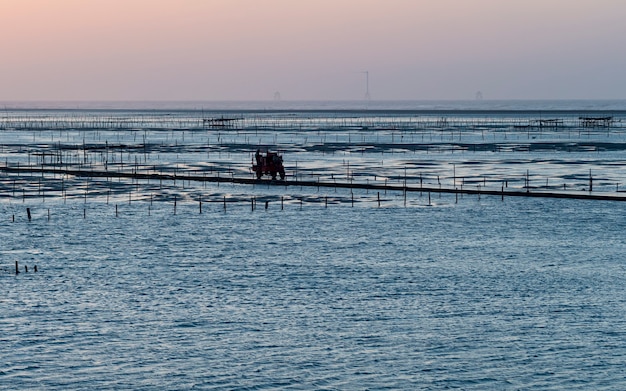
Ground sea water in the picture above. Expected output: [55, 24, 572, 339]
[2, 101, 626, 390]
[2, 196, 626, 390]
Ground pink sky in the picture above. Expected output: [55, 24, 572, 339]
[1, 0, 625, 101]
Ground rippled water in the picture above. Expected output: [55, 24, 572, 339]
[2, 194, 626, 390]
[2, 101, 626, 390]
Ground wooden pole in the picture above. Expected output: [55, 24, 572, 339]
[26, 208, 31, 222]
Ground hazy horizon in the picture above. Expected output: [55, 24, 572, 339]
[2, 0, 626, 101]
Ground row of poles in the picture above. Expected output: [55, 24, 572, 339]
[8, 188, 457, 223]
[13, 260, 37, 274]
[1, 160, 622, 219]
[1, 113, 623, 131]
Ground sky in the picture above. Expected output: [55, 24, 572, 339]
[1, 0, 625, 101]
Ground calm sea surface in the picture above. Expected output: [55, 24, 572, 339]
[2, 101, 626, 390]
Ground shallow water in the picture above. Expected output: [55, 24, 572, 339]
[2, 102, 626, 389]
[2, 194, 626, 390]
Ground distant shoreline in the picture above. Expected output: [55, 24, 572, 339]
[1, 99, 626, 112]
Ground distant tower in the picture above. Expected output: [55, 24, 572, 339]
[475, 91, 484, 101]
[363, 71, 371, 100]
[273, 91, 281, 101]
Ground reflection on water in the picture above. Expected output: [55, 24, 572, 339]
[2, 197, 626, 390]
[2, 102, 626, 389]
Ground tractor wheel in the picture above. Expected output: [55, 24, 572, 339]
[271, 171, 277, 180]
[279, 170, 285, 180]
[256, 170, 262, 179]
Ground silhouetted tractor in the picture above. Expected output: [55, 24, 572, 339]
[252, 149, 285, 180]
